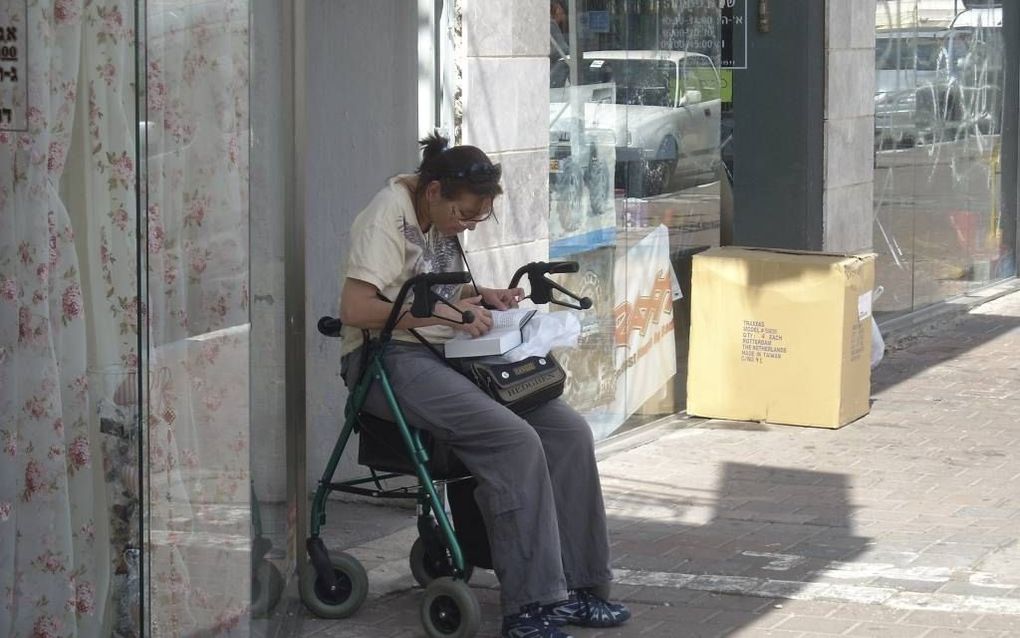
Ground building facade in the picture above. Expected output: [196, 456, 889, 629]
[0, 0, 1016, 635]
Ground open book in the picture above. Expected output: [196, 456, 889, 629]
[443, 308, 538, 359]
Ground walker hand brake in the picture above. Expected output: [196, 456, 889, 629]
[409, 271, 473, 318]
[371, 271, 474, 342]
[509, 261, 593, 311]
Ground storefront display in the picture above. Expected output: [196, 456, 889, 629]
[873, 1, 1014, 319]
[1, 1, 1016, 635]
[547, 0, 724, 437]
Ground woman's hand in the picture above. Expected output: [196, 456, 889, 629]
[438, 295, 493, 337]
[479, 286, 525, 310]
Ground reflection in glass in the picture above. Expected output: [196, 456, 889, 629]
[873, 2, 1011, 320]
[547, 1, 723, 439]
[145, 0, 252, 633]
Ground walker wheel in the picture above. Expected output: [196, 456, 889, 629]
[299, 552, 368, 619]
[420, 577, 480, 638]
[410, 537, 475, 587]
[251, 559, 284, 618]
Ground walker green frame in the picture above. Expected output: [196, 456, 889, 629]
[303, 271, 476, 623]
[301, 262, 592, 634]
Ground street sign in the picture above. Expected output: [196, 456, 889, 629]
[0, 0, 28, 131]
[720, 0, 747, 70]
[658, 0, 747, 70]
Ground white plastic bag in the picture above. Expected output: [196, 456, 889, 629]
[502, 310, 582, 363]
[870, 286, 885, 369]
[870, 318, 885, 369]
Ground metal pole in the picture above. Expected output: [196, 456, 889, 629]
[567, 0, 580, 87]
[289, 0, 309, 583]
[1003, 1, 1020, 275]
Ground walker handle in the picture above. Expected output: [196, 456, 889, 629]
[508, 261, 591, 310]
[423, 271, 473, 286]
[317, 316, 343, 337]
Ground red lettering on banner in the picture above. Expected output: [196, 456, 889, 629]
[613, 269, 673, 346]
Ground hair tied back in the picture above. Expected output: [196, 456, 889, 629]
[419, 130, 450, 164]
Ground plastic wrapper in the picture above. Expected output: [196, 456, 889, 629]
[502, 310, 581, 363]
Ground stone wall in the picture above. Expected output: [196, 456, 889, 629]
[824, 0, 877, 253]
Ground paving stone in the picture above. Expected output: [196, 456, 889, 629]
[828, 603, 910, 623]
[290, 292, 1020, 637]
[919, 628, 1003, 638]
[772, 615, 860, 634]
[844, 620, 928, 637]
[900, 609, 983, 629]
[971, 612, 1020, 632]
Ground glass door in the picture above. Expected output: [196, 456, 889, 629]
[4, 1, 296, 634]
[873, 1, 1013, 320]
[2, 0, 146, 635]
[142, 0, 258, 633]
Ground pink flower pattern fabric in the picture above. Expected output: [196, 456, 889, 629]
[144, 1, 252, 633]
[0, 3, 101, 637]
[2, 1, 252, 635]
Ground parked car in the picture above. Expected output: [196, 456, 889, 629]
[944, 6, 1004, 135]
[551, 50, 721, 196]
[873, 28, 945, 148]
[874, 6, 1004, 150]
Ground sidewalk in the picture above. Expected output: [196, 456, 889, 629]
[291, 290, 1020, 638]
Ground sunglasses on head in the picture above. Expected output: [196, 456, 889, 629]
[441, 162, 502, 183]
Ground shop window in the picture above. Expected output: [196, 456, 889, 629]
[873, 1, 1013, 320]
[546, 0, 724, 439]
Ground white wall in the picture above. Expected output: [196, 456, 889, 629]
[303, 0, 419, 486]
[302, 0, 551, 488]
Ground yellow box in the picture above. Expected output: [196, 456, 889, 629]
[687, 247, 875, 428]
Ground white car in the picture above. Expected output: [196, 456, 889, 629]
[558, 50, 722, 196]
[873, 28, 945, 148]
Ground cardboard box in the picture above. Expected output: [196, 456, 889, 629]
[687, 247, 875, 428]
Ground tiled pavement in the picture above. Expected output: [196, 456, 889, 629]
[271, 290, 1020, 637]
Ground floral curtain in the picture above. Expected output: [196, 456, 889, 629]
[79, 0, 144, 635]
[2, 0, 253, 635]
[0, 1, 104, 637]
[144, 0, 252, 634]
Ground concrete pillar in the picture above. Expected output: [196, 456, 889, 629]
[1004, 2, 1019, 274]
[823, 0, 876, 253]
[459, 0, 551, 287]
[302, 1, 420, 484]
[732, 0, 875, 254]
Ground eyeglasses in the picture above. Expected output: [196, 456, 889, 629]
[453, 203, 495, 223]
[441, 162, 502, 184]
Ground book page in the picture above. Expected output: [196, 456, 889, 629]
[489, 308, 536, 330]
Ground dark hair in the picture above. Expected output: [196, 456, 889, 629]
[415, 131, 503, 202]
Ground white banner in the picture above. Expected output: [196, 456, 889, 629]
[588, 225, 677, 439]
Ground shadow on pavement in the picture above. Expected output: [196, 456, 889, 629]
[602, 462, 870, 635]
[872, 312, 1020, 396]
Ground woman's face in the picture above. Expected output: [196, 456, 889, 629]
[426, 181, 494, 236]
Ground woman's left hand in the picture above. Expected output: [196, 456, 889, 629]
[479, 286, 524, 310]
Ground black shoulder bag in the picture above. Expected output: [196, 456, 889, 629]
[404, 242, 567, 414]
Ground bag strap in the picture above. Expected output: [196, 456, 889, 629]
[401, 237, 479, 360]
[373, 290, 447, 361]
[454, 237, 481, 299]
[372, 237, 477, 364]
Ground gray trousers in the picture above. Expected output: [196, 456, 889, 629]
[345, 343, 613, 613]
